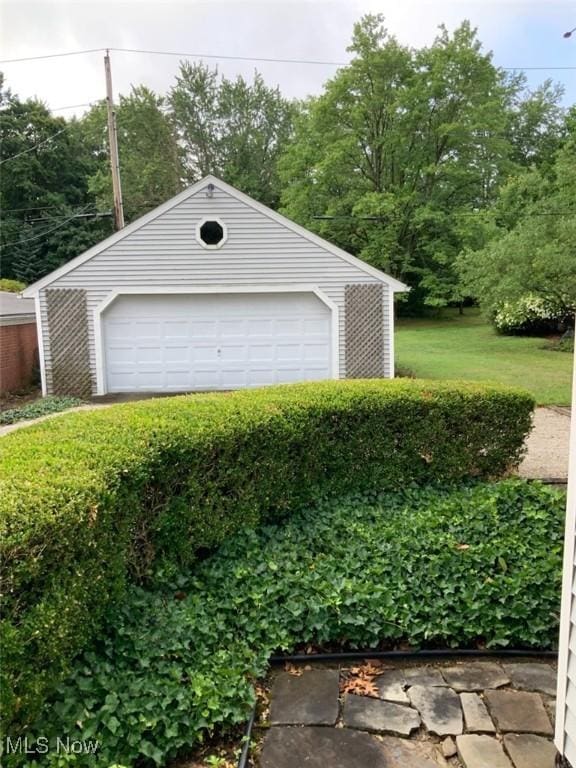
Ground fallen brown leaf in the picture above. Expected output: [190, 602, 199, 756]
[284, 663, 303, 676]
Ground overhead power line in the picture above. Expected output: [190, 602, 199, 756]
[51, 102, 98, 112]
[2, 204, 74, 213]
[0, 48, 103, 64]
[315, 210, 576, 221]
[26, 211, 111, 223]
[0, 46, 575, 71]
[0, 126, 69, 165]
[108, 46, 346, 67]
[1, 205, 95, 248]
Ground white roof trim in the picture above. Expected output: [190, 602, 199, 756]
[22, 175, 409, 297]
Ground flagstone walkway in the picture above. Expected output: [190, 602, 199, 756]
[259, 659, 558, 768]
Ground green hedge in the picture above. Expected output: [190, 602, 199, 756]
[0, 379, 534, 731]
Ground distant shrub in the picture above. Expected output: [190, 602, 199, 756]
[493, 295, 574, 335]
[0, 279, 26, 293]
[0, 380, 534, 733]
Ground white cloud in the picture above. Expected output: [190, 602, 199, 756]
[1, 0, 573, 116]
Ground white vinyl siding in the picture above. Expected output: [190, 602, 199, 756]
[560, 548, 576, 764]
[39, 185, 393, 394]
[556, 351, 576, 761]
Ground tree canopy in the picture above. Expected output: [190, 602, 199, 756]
[457, 117, 576, 320]
[170, 62, 296, 207]
[0, 16, 570, 313]
[82, 85, 184, 223]
[0, 75, 111, 283]
[278, 15, 567, 311]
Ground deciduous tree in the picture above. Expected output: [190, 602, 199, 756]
[170, 62, 296, 207]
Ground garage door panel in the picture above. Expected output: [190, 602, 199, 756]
[165, 370, 191, 388]
[137, 371, 164, 389]
[276, 368, 302, 383]
[304, 344, 330, 361]
[193, 346, 219, 363]
[248, 319, 273, 336]
[191, 321, 217, 338]
[107, 345, 135, 364]
[220, 319, 247, 337]
[136, 347, 163, 363]
[165, 346, 190, 363]
[194, 370, 219, 387]
[304, 318, 330, 334]
[221, 369, 248, 388]
[108, 372, 136, 391]
[103, 292, 332, 392]
[106, 320, 132, 340]
[277, 344, 301, 361]
[275, 319, 301, 335]
[164, 321, 189, 338]
[134, 321, 162, 338]
[248, 345, 274, 362]
[248, 369, 276, 386]
[220, 345, 247, 362]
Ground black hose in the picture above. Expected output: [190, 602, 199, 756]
[269, 648, 558, 663]
[237, 698, 258, 768]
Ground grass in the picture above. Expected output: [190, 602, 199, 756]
[396, 309, 573, 405]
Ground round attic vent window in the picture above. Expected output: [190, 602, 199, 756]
[196, 218, 227, 249]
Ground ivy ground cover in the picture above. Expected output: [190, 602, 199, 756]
[23, 479, 564, 767]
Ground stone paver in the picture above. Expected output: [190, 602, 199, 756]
[260, 728, 447, 768]
[343, 694, 420, 736]
[503, 733, 557, 768]
[269, 670, 339, 726]
[408, 685, 463, 736]
[263, 660, 558, 767]
[484, 689, 553, 735]
[374, 669, 410, 703]
[404, 667, 447, 687]
[460, 692, 495, 733]
[379, 737, 449, 767]
[503, 663, 557, 697]
[260, 726, 391, 768]
[442, 662, 510, 692]
[441, 737, 457, 758]
[456, 734, 513, 768]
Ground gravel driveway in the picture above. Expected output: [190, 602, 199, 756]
[517, 407, 571, 481]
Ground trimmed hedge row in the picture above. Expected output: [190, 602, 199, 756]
[0, 379, 534, 731]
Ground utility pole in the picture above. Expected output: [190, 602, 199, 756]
[104, 49, 125, 230]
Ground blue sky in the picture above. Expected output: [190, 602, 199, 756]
[1, 0, 574, 113]
[483, 9, 575, 103]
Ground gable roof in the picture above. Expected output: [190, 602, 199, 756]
[22, 175, 409, 297]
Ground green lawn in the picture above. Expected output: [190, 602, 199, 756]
[396, 309, 573, 405]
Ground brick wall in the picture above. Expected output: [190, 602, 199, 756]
[0, 322, 39, 394]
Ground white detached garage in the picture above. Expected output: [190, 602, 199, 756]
[23, 176, 407, 397]
[101, 291, 334, 393]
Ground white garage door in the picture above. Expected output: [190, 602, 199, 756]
[102, 292, 333, 392]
